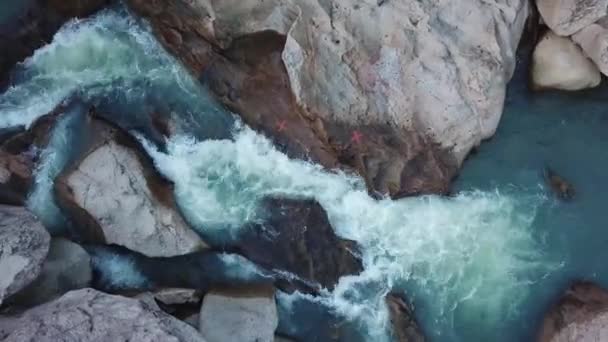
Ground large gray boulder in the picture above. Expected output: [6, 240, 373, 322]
[572, 18, 608, 76]
[126, 0, 528, 198]
[0, 206, 49, 307]
[0, 288, 206, 341]
[55, 115, 206, 257]
[199, 285, 278, 342]
[532, 31, 601, 91]
[536, 0, 608, 36]
[538, 282, 608, 342]
[9, 238, 92, 306]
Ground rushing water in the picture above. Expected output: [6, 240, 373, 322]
[0, 6, 606, 342]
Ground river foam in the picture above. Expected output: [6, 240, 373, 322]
[141, 124, 559, 341]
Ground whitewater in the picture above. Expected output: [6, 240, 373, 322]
[0, 7, 560, 341]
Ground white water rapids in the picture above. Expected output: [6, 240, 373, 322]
[0, 7, 560, 341]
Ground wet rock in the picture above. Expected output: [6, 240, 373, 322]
[538, 282, 608, 342]
[0, 0, 110, 87]
[0, 206, 49, 307]
[199, 285, 278, 342]
[386, 293, 425, 342]
[0, 288, 206, 341]
[532, 31, 601, 91]
[235, 197, 362, 291]
[572, 18, 608, 76]
[536, 0, 608, 36]
[8, 238, 91, 307]
[125, 0, 528, 197]
[154, 288, 203, 306]
[545, 168, 575, 201]
[54, 114, 206, 257]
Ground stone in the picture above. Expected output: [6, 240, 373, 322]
[536, 0, 608, 36]
[154, 288, 203, 306]
[0, 206, 49, 306]
[538, 282, 608, 342]
[54, 114, 206, 257]
[199, 285, 278, 342]
[386, 293, 425, 342]
[572, 18, 608, 76]
[125, 0, 528, 198]
[235, 197, 362, 291]
[8, 238, 92, 307]
[0, 288, 206, 341]
[532, 31, 601, 91]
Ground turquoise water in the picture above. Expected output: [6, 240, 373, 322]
[0, 7, 606, 342]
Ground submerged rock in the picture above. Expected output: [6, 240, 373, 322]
[538, 282, 608, 342]
[0, 0, 110, 87]
[199, 285, 278, 342]
[545, 168, 575, 201]
[532, 31, 601, 91]
[386, 293, 425, 342]
[0, 288, 206, 341]
[126, 0, 528, 198]
[0, 206, 49, 307]
[536, 0, 608, 36]
[8, 238, 92, 307]
[235, 197, 362, 291]
[572, 18, 608, 76]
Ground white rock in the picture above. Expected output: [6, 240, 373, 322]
[537, 0, 608, 36]
[573, 18, 608, 76]
[199, 286, 278, 342]
[0, 206, 49, 306]
[532, 31, 601, 90]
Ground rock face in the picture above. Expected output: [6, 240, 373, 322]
[235, 198, 362, 290]
[0, 0, 109, 87]
[573, 18, 608, 76]
[199, 285, 278, 342]
[536, 0, 608, 36]
[0, 288, 206, 341]
[532, 31, 601, 90]
[0, 206, 49, 306]
[125, 0, 528, 197]
[55, 114, 205, 257]
[386, 293, 425, 342]
[8, 238, 92, 307]
[538, 282, 608, 342]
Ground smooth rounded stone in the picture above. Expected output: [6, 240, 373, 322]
[538, 282, 608, 342]
[0, 288, 206, 342]
[126, 0, 528, 197]
[536, 0, 608, 36]
[55, 115, 206, 257]
[154, 288, 203, 306]
[532, 31, 601, 91]
[9, 238, 92, 306]
[572, 18, 608, 76]
[0, 206, 49, 307]
[199, 285, 278, 342]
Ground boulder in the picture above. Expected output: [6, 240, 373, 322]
[8, 238, 91, 307]
[572, 18, 608, 76]
[199, 285, 278, 342]
[154, 288, 203, 306]
[538, 282, 608, 342]
[532, 31, 601, 91]
[235, 197, 362, 291]
[0, 206, 49, 306]
[0, 288, 206, 341]
[386, 293, 425, 342]
[54, 114, 206, 257]
[125, 0, 528, 197]
[536, 0, 608, 36]
[0, 0, 110, 88]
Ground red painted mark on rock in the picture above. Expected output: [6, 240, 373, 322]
[351, 130, 364, 144]
[276, 119, 288, 132]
